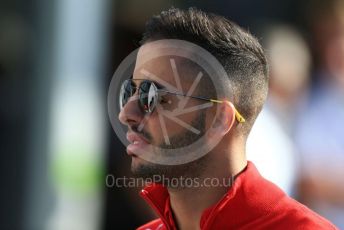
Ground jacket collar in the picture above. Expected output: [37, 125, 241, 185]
[139, 161, 263, 229]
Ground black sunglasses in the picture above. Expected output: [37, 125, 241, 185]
[119, 79, 245, 123]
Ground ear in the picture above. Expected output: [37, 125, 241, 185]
[208, 101, 236, 137]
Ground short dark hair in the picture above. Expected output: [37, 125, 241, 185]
[141, 7, 269, 136]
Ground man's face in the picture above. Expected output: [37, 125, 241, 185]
[118, 41, 214, 179]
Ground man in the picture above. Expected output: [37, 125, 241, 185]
[118, 7, 337, 230]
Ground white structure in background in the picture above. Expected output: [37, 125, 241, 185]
[47, 0, 108, 230]
[247, 108, 297, 195]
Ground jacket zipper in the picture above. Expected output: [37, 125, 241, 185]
[140, 189, 173, 230]
[201, 193, 232, 229]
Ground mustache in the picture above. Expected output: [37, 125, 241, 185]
[129, 125, 153, 142]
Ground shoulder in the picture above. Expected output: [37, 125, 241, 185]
[272, 196, 338, 229]
[212, 194, 338, 229]
[214, 172, 337, 229]
[136, 218, 165, 230]
[248, 179, 338, 229]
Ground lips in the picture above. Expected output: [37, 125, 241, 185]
[127, 132, 150, 144]
[126, 132, 151, 156]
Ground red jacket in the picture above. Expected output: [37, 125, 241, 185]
[137, 161, 337, 230]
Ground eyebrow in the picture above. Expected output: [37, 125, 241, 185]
[130, 77, 166, 89]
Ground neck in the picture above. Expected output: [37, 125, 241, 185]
[168, 142, 247, 230]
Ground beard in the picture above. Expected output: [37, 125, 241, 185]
[131, 111, 210, 187]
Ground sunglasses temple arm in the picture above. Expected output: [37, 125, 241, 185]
[158, 89, 215, 102]
[157, 90, 245, 123]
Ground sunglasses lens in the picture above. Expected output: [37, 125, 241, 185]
[119, 80, 135, 110]
[139, 81, 157, 113]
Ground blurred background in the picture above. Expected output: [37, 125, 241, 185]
[1, 0, 343, 229]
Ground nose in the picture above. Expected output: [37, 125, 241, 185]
[118, 96, 143, 126]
